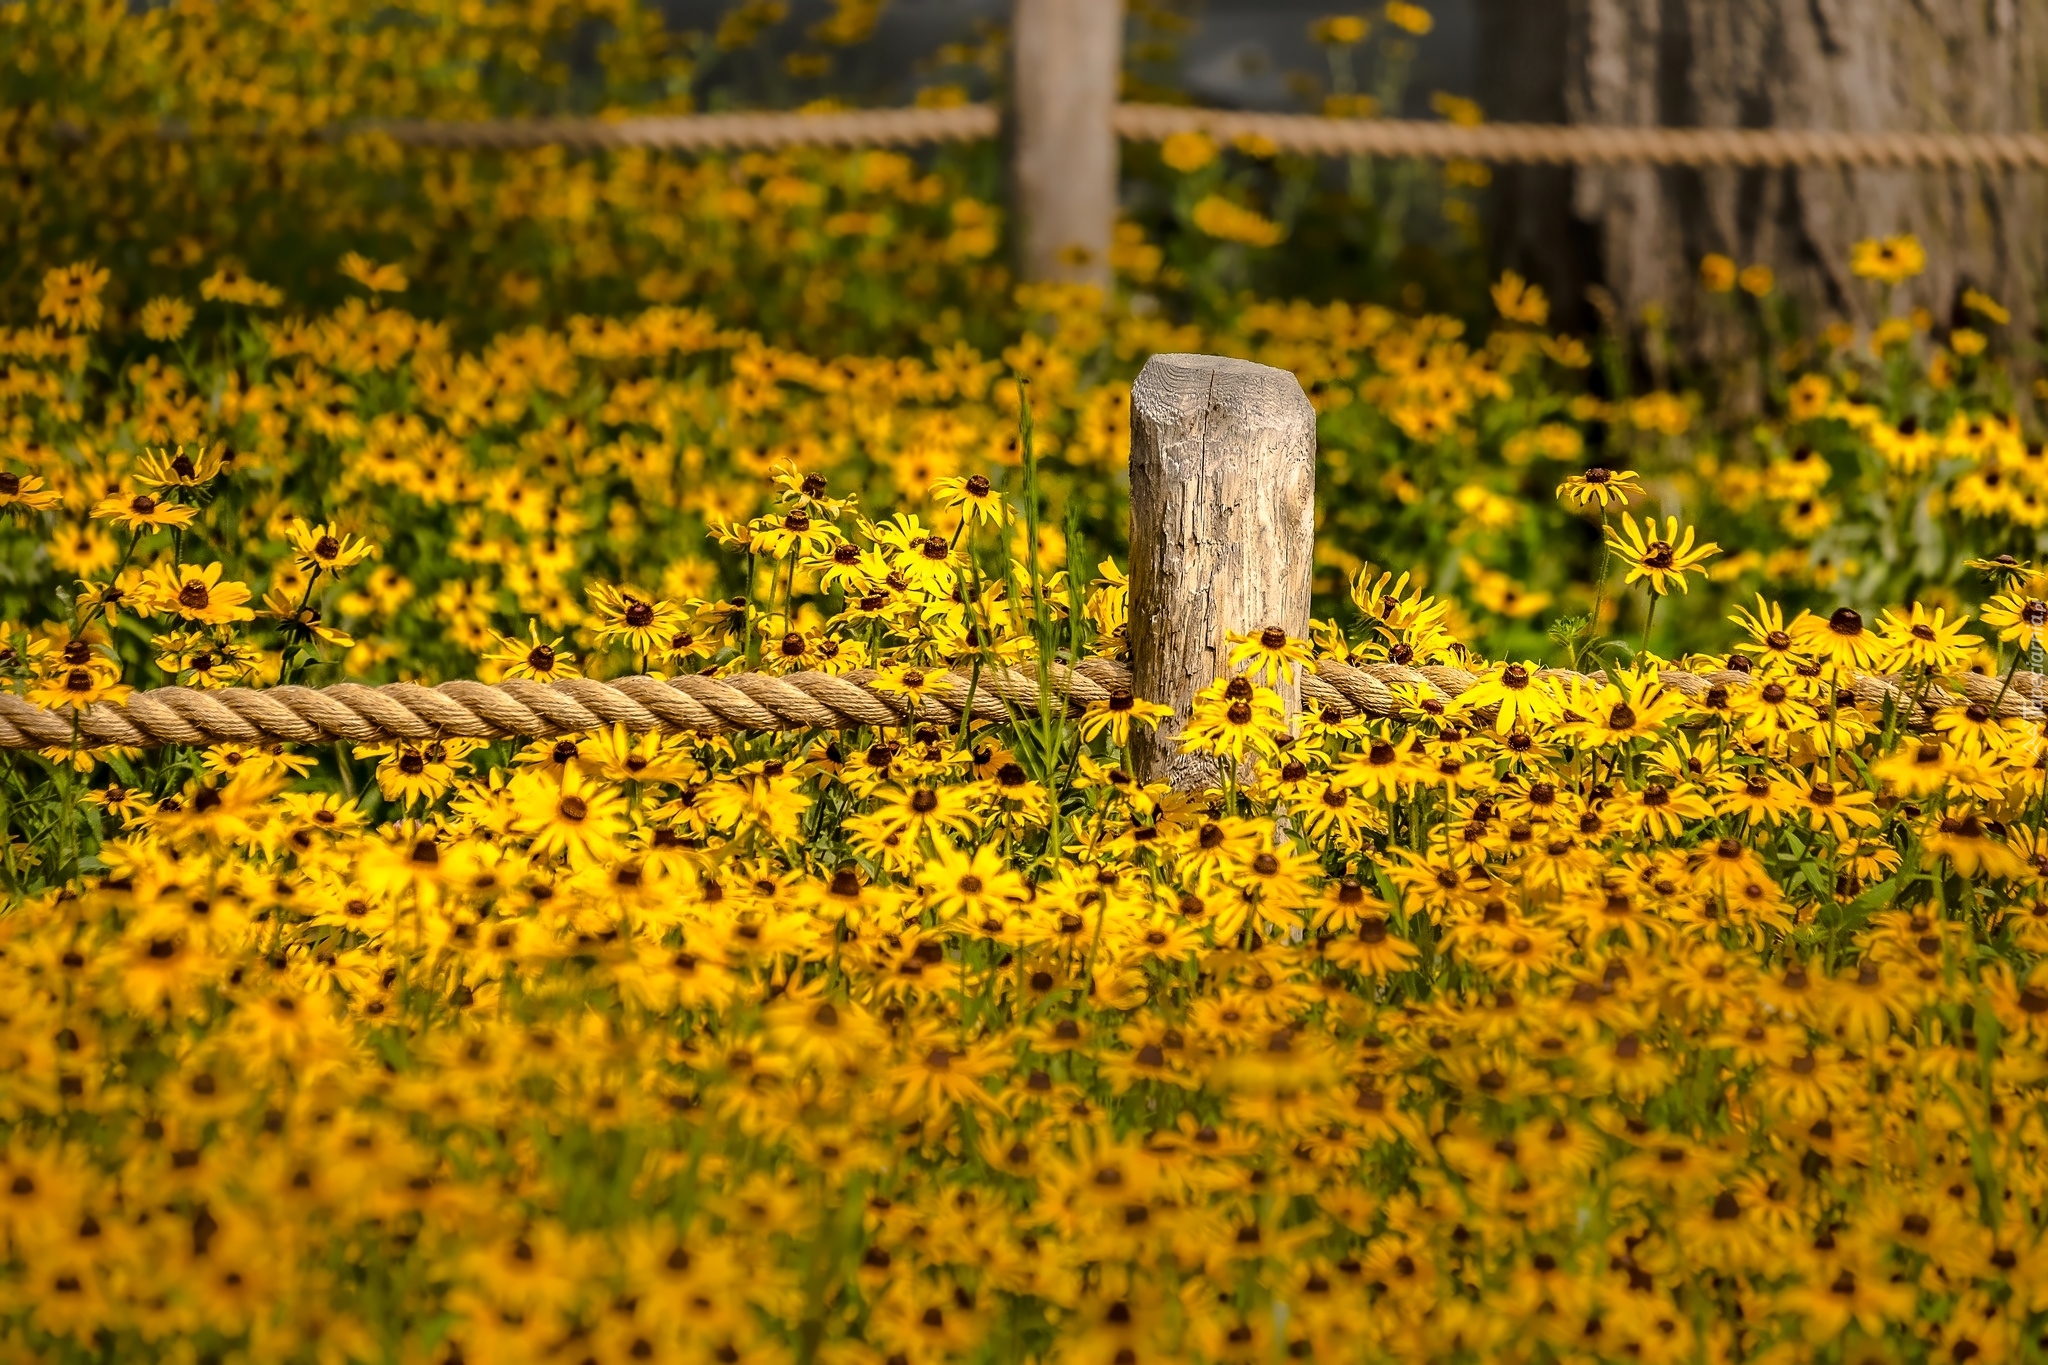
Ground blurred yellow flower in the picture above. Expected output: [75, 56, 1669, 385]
[1850, 233, 1927, 284]
[1190, 196, 1285, 247]
[1384, 1, 1434, 34]
[39, 260, 110, 332]
[1160, 131, 1219, 173]
[138, 295, 194, 341]
[339, 252, 409, 294]
[1311, 14, 1369, 44]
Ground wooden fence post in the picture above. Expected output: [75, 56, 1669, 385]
[1011, 0, 1124, 290]
[1127, 354, 1318, 789]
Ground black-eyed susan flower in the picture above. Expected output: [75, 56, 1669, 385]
[1228, 625, 1314, 687]
[138, 295, 194, 341]
[1555, 465, 1642, 510]
[1077, 685, 1171, 747]
[134, 444, 226, 490]
[89, 488, 199, 534]
[587, 582, 684, 658]
[1849, 232, 1927, 284]
[0, 470, 62, 515]
[510, 766, 628, 867]
[1875, 603, 1982, 673]
[484, 622, 579, 682]
[37, 260, 109, 332]
[1182, 675, 1289, 765]
[286, 519, 376, 577]
[933, 471, 1005, 527]
[1604, 515, 1720, 595]
[138, 562, 257, 625]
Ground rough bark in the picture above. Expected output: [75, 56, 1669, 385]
[1562, 0, 2048, 351]
[1011, 0, 1124, 289]
[1127, 354, 1317, 790]
[1476, 0, 1607, 338]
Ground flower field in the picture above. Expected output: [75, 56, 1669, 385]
[10, 5, 2048, 1364]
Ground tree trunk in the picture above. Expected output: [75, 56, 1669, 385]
[1506, 0, 2048, 354]
[1476, 0, 1605, 338]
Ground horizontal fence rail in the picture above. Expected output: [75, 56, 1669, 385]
[0, 660, 2035, 752]
[314, 102, 2048, 168]
[355, 103, 1002, 152]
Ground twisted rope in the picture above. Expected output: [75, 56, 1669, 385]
[1112, 106, 2048, 169]
[351, 104, 1000, 152]
[334, 103, 2048, 168]
[59, 103, 2048, 167]
[1, 659, 2036, 751]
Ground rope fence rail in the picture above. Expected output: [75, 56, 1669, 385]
[3, 350, 2038, 758]
[329, 102, 2048, 169]
[54, 103, 2048, 168]
[1, 658, 2038, 753]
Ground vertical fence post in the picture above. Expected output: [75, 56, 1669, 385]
[1011, 0, 1124, 290]
[1127, 354, 1318, 789]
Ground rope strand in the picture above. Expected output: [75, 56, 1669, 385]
[2, 659, 2035, 751]
[55, 104, 2048, 168]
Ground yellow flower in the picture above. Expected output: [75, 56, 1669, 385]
[1738, 264, 1774, 297]
[1228, 625, 1313, 687]
[1431, 92, 1484, 127]
[1963, 288, 2011, 325]
[1190, 196, 1285, 248]
[134, 445, 226, 490]
[1181, 675, 1289, 765]
[1850, 233, 1927, 284]
[139, 562, 257, 625]
[339, 252, 409, 293]
[511, 766, 628, 866]
[485, 622, 580, 682]
[1383, 1, 1433, 35]
[262, 587, 355, 648]
[1491, 271, 1548, 326]
[1311, 15, 1369, 45]
[1698, 254, 1737, 293]
[1160, 131, 1219, 174]
[38, 260, 110, 332]
[1980, 592, 2048, 650]
[1077, 686, 1173, 747]
[372, 742, 464, 807]
[1792, 606, 1883, 671]
[1556, 466, 1642, 510]
[287, 520, 377, 576]
[1457, 661, 1561, 734]
[1604, 515, 1720, 595]
[931, 472, 1005, 527]
[0, 471, 63, 514]
[27, 658, 130, 711]
[1875, 604, 1982, 674]
[587, 583, 685, 657]
[139, 295, 195, 342]
[1786, 373, 1832, 421]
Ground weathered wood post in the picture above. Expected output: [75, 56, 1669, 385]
[1128, 354, 1318, 788]
[1010, 0, 1124, 290]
